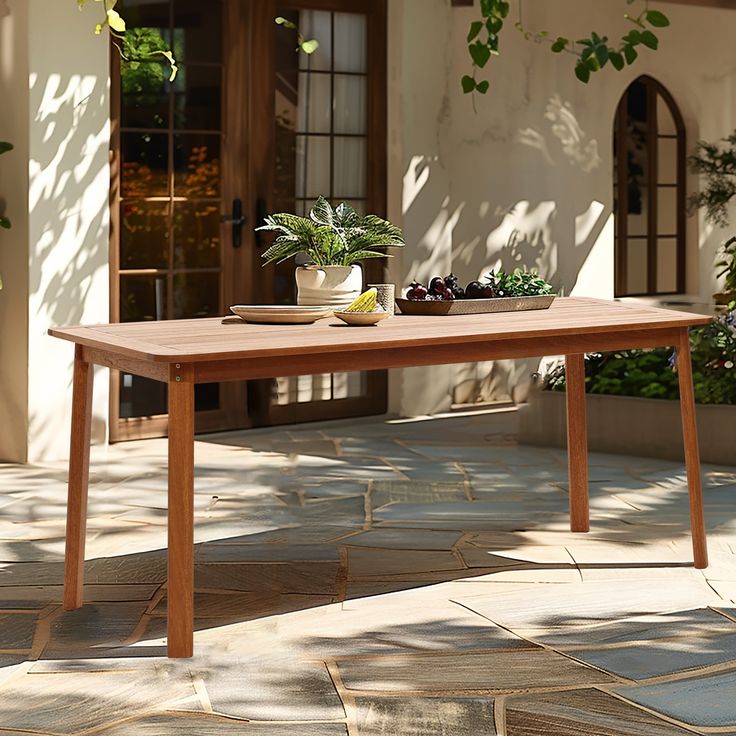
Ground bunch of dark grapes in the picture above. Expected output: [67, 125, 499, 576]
[406, 273, 494, 301]
[406, 281, 429, 300]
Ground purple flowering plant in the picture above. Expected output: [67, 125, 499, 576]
[544, 310, 736, 404]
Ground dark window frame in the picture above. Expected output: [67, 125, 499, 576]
[614, 75, 687, 297]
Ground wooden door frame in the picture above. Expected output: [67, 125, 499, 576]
[109, 0, 389, 439]
[109, 0, 252, 441]
[254, 0, 389, 427]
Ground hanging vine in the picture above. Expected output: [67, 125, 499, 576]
[463, 0, 670, 98]
[76, 2, 322, 82]
[77, 0, 178, 80]
[274, 16, 320, 55]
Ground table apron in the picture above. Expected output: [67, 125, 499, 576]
[82, 347, 169, 382]
[81, 327, 683, 384]
[196, 327, 682, 383]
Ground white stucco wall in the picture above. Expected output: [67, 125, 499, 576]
[388, 0, 736, 416]
[3, 0, 735, 456]
[0, 0, 29, 462]
[0, 0, 109, 462]
[387, 0, 458, 415]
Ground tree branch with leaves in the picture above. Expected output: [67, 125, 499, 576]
[77, 0, 178, 81]
[463, 0, 670, 99]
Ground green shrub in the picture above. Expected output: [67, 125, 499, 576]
[543, 311, 736, 405]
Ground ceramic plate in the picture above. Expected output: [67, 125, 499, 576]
[334, 310, 391, 326]
[229, 305, 332, 324]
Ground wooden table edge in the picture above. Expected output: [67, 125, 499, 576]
[49, 317, 713, 368]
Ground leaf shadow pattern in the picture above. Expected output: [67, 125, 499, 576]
[0, 415, 734, 733]
[399, 92, 610, 408]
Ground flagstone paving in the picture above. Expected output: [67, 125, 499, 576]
[0, 409, 735, 734]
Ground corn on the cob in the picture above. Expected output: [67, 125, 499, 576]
[344, 288, 378, 313]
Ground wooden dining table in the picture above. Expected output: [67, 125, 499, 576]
[49, 296, 712, 657]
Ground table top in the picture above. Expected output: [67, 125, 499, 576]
[49, 297, 712, 364]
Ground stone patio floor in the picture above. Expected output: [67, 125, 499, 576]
[0, 408, 735, 735]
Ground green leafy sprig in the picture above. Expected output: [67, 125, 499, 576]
[274, 17, 320, 56]
[485, 268, 555, 297]
[564, 4, 670, 85]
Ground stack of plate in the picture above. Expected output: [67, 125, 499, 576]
[229, 305, 332, 324]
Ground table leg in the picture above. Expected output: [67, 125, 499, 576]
[167, 363, 195, 657]
[676, 329, 708, 569]
[565, 353, 590, 533]
[63, 345, 94, 610]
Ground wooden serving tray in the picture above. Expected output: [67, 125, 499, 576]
[395, 294, 555, 316]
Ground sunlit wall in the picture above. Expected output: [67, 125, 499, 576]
[0, 0, 29, 462]
[388, 0, 736, 415]
[0, 0, 109, 462]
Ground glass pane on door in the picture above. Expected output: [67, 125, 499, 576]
[272, 8, 373, 408]
[116, 0, 225, 421]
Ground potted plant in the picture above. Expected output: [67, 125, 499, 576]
[257, 196, 404, 307]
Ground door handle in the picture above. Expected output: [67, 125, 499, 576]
[221, 198, 246, 248]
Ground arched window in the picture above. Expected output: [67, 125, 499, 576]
[614, 76, 686, 296]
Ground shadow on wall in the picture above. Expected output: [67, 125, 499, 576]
[518, 93, 602, 174]
[28, 72, 109, 326]
[400, 94, 611, 406]
[27, 70, 109, 457]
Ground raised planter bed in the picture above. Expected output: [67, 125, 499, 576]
[518, 389, 736, 466]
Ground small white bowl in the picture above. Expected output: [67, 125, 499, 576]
[334, 310, 391, 326]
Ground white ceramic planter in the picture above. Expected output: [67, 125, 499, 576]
[295, 264, 363, 307]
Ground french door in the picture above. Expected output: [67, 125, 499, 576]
[110, 0, 387, 441]
[263, 0, 388, 426]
